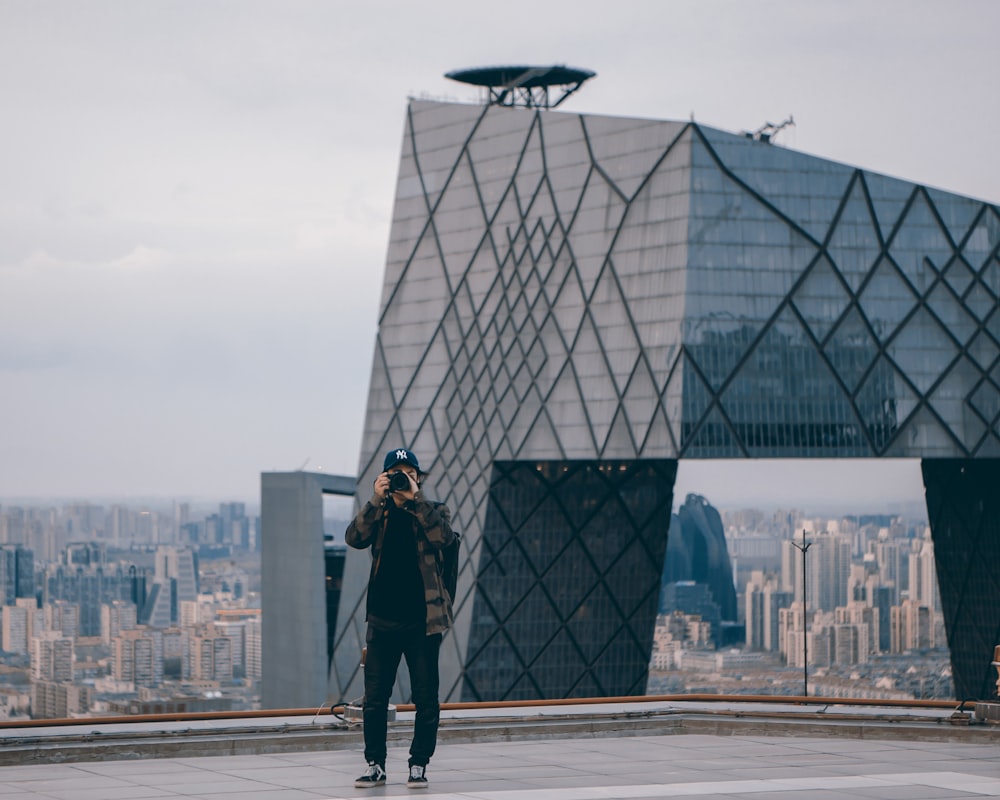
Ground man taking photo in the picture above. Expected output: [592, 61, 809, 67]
[346, 447, 455, 789]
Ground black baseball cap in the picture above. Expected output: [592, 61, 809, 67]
[383, 448, 421, 473]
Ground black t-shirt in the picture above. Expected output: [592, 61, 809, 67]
[368, 504, 426, 626]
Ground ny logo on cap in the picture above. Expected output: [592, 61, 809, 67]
[396, 449, 408, 461]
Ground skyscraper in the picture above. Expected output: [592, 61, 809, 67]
[811, 533, 853, 613]
[140, 546, 199, 628]
[259, 471, 354, 709]
[0, 545, 34, 605]
[908, 531, 939, 610]
[330, 88, 1000, 703]
[663, 494, 737, 622]
[1, 602, 29, 654]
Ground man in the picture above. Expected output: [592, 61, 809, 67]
[346, 448, 455, 789]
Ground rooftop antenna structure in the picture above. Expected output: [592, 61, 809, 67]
[790, 529, 813, 697]
[744, 115, 795, 144]
[445, 64, 596, 109]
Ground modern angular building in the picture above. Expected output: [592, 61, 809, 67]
[330, 88, 1000, 704]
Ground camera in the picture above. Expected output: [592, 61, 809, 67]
[387, 470, 411, 493]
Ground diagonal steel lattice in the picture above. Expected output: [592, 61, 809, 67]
[331, 100, 1000, 703]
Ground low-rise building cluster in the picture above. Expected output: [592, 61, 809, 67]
[1, 501, 263, 720]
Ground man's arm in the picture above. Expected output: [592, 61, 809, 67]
[404, 494, 454, 551]
[345, 494, 386, 549]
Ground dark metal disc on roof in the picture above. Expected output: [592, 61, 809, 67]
[445, 64, 596, 109]
[446, 65, 595, 89]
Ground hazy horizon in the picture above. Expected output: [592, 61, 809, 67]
[0, 458, 929, 521]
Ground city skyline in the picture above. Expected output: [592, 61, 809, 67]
[0, 456, 929, 519]
[1, 2, 998, 501]
[0, 494, 952, 725]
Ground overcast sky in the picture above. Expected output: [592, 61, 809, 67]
[1, 1, 996, 510]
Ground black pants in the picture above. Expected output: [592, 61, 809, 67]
[362, 625, 442, 767]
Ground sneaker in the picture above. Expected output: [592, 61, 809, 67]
[354, 762, 386, 788]
[407, 764, 428, 789]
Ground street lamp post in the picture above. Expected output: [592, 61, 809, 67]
[790, 529, 812, 697]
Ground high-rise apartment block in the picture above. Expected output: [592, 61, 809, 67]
[835, 604, 880, 658]
[101, 600, 137, 644]
[783, 531, 852, 614]
[2, 604, 28, 654]
[832, 623, 868, 666]
[45, 600, 79, 638]
[891, 599, 935, 652]
[779, 602, 808, 667]
[44, 557, 146, 637]
[162, 627, 189, 680]
[908, 533, 939, 611]
[113, 628, 164, 687]
[1, 597, 41, 655]
[872, 537, 903, 605]
[213, 621, 244, 678]
[745, 570, 793, 652]
[192, 630, 233, 682]
[245, 616, 262, 681]
[31, 680, 90, 719]
[30, 631, 74, 682]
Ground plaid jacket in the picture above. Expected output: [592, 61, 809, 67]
[346, 492, 455, 636]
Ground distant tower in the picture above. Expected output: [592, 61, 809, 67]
[245, 615, 262, 681]
[140, 546, 199, 627]
[155, 546, 199, 602]
[663, 495, 738, 621]
[784, 531, 851, 613]
[0, 545, 35, 604]
[908, 532, 938, 610]
[1, 603, 30, 654]
[259, 471, 355, 709]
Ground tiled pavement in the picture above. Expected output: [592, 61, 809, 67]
[2, 727, 999, 800]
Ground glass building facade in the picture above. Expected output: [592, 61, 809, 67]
[921, 460, 1000, 700]
[462, 459, 675, 701]
[330, 100, 1000, 704]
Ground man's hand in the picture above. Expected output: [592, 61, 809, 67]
[391, 470, 418, 504]
[374, 469, 418, 505]
[373, 472, 391, 500]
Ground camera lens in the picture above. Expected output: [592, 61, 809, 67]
[388, 471, 410, 493]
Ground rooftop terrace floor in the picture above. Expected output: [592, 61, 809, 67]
[2, 700, 998, 799]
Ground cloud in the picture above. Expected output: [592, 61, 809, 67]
[0, 0, 997, 499]
[109, 245, 170, 270]
[0, 342, 73, 373]
[296, 220, 339, 251]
